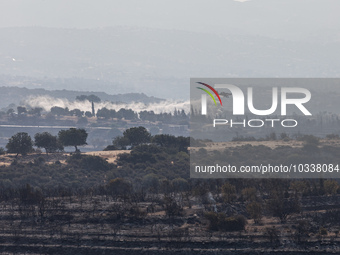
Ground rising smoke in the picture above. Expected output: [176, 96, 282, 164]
[23, 96, 190, 114]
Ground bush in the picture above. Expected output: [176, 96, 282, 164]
[80, 155, 110, 171]
[221, 182, 236, 203]
[266, 196, 300, 223]
[299, 135, 320, 145]
[164, 196, 183, 218]
[291, 220, 310, 243]
[204, 212, 247, 232]
[171, 178, 189, 192]
[67, 154, 110, 171]
[103, 145, 120, 151]
[107, 178, 132, 200]
[324, 180, 339, 195]
[319, 227, 328, 236]
[326, 134, 339, 139]
[264, 227, 280, 244]
[302, 143, 319, 153]
[246, 202, 263, 224]
[242, 187, 257, 202]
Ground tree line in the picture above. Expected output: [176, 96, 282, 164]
[2, 126, 189, 156]
[3, 104, 188, 124]
[4, 128, 88, 156]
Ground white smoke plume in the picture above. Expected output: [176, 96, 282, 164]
[23, 96, 190, 114]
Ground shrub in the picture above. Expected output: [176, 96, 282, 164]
[299, 135, 320, 145]
[326, 134, 339, 139]
[264, 227, 280, 244]
[291, 220, 310, 243]
[164, 196, 183, 218]
[221, 182, 236, 203]
[319, 227, 328, 236]
[324, 180, 339, 195]
[204, 212, 247, 232]
[242, 187, 257, 202]
[107, 178, 132, 200]
[266, 196, 301, 223]
[103, 145, 120, 151]
[171, 178, 189, 192]
[246, 202, 263, 224]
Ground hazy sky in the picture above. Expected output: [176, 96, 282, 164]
[1, 0, 340, 39]
[1, 0, 340, 99]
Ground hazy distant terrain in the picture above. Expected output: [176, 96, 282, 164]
[1, 1, 340, 254]
[0, 85, 163, 109]
[1, 27, 340, 99]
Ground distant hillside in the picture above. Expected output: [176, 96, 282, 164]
[1, 27, 340, 99]
[0, 85, 163, 109]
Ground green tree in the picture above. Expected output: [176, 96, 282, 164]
[87, 94, 101, 103]
[143, 173, 160, 192]
[246, 202, 263, 224]
[139, 110, 156, 121]
[58, 128, 88, 152]
[96, 107, 111, 119]
[28, 107, 43, 116]
[221, 182, 236, 203]
[123, 126, 151, 146]
[172, 178, 189, 192]
[69, 108, 84, 117]
[6, 108, 14, 115]
[84, 111, 93, 118]
[241, 187, 257, 202]
[266, 195, 300, 223]
[17, 106, 27, 115]
[324, 180, 339, 195]
[112, 135, 130, 149]
[6, 132, 33, 156]
[34, 132, 63, 154]
[153, 134, 178, 147]
[264, 227, 280, 244]
[290, 181, 309, 197]
[76, 94, 101, 103]
[76, 95, 88, 101]
[107, 178, 131, 200]
[300, 135, 320, 145]
[204, 212, 247, 232]
[51, 106, 69, 116]
[117, 108, 137, 120]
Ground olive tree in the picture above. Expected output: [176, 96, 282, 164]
[6, 132, 33, 156]
[34, 132, 63, 154]
[123, 126, 151, 146]
[58, 128, 88, 152]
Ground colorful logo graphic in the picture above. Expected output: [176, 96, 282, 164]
[196, 82, 312, 117]
[196, 82, 223, 106]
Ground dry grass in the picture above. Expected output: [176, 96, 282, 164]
[0, 150, 131, 166]
[83, 150, 130, 163]
[191, 139, 340, 152]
